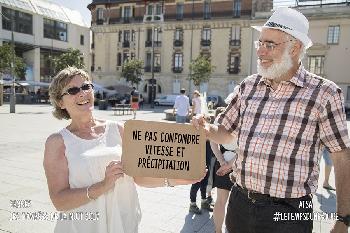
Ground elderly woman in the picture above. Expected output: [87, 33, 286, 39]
[44, 67, 196, 233]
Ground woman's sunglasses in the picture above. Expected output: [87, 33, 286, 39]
[61, 83, 94, 97]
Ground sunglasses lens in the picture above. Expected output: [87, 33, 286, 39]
[81, 84, 91, 91]
[67, 87, 81, 95]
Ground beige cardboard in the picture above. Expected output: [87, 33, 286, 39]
[122, 120, 206, 179]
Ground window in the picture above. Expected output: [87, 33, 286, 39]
[117, 53, 122, 66]
[229, 53, 240, 74]
[230, 26, 241, 46]
[97, 8, 104, 20]
[156, 4, 162, 15]
[176, 3, 183, 20]
[327, 26, 340, 44]
[43, 18, 67, 41]
[131, 30, 136, 42]
[123, 6, 131, 18]
[118, 31, 123, 42]
[80, 35, 84, 45]
[146, 53, 152, 67]
[2, 7, 33, 35]
[233, 0, 241, 17]
[347, 87, 350, 102]
[175, 28, 183, 41]
[154, 53, 161, 67]
[202, 27, 211, 41]
[154, 29, 161, 42]
[147, 28, 153, 41]
[204, 0, 211, 20]
[123, 52, 129, 63]
[131, 53, 135, 60]
[124, 30, 130, 42]
[147, 4, 153, 15]
[308, 56, 325, 75]
[174, 53, 183, 68]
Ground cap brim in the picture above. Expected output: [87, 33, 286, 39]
[251, 25, 313, 49]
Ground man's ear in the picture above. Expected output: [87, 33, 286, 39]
[291, 41, 302, 58]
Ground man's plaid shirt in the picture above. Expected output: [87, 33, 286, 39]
[218, 65, 350, 198]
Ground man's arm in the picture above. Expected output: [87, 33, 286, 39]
[331, 148, 350, 232]
[192, 114, 235, 145]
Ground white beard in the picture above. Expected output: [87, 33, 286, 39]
[257, 45, 293, 80]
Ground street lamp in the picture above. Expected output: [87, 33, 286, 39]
[0, 11, 16, 113]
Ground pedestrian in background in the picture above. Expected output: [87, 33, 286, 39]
[173, 88, 190, 123]
[191, 90, 202, 117]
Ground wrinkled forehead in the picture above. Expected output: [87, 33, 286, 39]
[259, 28, 289, 42]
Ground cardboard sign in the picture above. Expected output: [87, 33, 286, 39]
[122, 120, 206, 179]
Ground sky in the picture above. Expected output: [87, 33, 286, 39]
[49, 0, 92, 26]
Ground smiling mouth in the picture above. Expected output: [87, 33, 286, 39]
[77, 100, 90, 105]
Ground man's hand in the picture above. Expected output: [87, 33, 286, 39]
[191, 114, 210, 135]
[331, 221, 348, 233]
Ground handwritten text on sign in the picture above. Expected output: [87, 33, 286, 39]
[122, 120, 206, 179]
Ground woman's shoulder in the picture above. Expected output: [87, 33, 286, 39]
[46, 132, 64, 146]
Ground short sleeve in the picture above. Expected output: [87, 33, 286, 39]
[216, 85, 241, 135]
[319, 88, 350, 153]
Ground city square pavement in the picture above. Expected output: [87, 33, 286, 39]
[0, 104, 348, 233]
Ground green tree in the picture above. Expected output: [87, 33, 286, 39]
[53, 48, 85, 74]
[121, 59, 143, 86]
[0, 43, 26, 79]
[189, 55, 215, 88]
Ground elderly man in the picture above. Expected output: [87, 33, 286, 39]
[192, 7, 350, 233]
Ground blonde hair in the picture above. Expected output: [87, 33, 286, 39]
[49, 67, 91, 120]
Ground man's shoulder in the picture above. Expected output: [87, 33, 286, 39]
[304, 71, 342, 95]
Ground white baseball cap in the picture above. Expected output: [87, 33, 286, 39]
[252, 7, 313, 49]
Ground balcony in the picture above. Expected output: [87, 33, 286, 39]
[163, 10, 251, 21]
[229, 40, 241, 47]
[96, 19, 104, 25]
[145, 41, 152, 47]
[228, 67, 239, 74]
[144, 66, 161, 73]
[173, 40, 183, 47]
[123, 41, 130, 48]
[201, 40, 211, 47]
[172, 67, 183, 73]
[145, 41, 162, 47]
[122, 17, 130, 24]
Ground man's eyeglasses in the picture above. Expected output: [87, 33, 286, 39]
[254, 40, 294, 51]
[61, 83, 94, 97]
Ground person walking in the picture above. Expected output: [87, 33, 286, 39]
[173, 88, 190, 123]
[191, 90, 202, 117]
[192, 7, 350, 233]
[130, 87, 140, 119]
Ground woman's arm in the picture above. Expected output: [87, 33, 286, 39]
[43, 133, 122, 211]
[210, 141, 226, 166]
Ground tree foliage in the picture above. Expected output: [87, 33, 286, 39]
[0, 43, 26, 79]
[189, 55, 215, 87]
[121, 59, 143, 86]
[53, 48, 85, 74]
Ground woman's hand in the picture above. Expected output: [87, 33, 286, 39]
[102, 160, 124, 191]
[216, 162, 232, 176]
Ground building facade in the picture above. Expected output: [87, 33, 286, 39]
[89, 0, 350, 105]
[0, 0, 90, 87]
